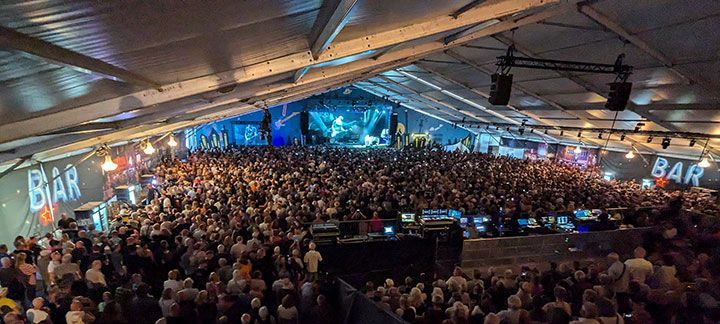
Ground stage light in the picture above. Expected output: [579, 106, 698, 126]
[530, 129, 534, 134]
[577, 130, 582, 137]
[646, 136, 653, 143]
[625, 150, 635, 159]
[597, 132, 603, 139]
[544, 129, 548, 135]
[143, 141, 156, 155]
[167, 135, 178, 147]
[689, 139, 696, 147]
[661, 137, 671, 149]
[698, 157, 711, 168]
[620, 134, 626, 141]
[574, 146, 582, 154]
[506, 127, 511, 132]
[101, 155, 118, 171]
[634, 122, 644, 133]
[519, 127, 525, 135]
[560, 130, 564, 136]
[486, 125, 490, 130]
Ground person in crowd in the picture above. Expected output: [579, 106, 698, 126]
[26, 297, 49, 324]
[624, 247, 653, 284]
[57, 213, 77, 230]
[303, 242, 322, 282]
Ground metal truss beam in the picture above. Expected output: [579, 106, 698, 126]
[309, 0, 359, 59]
[0, 26, 160, 89]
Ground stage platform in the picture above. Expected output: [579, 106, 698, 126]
[461, 227, 654, 271]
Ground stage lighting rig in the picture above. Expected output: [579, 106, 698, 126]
[689, 139, 696, 147]
[646, 136, 653, 143]
[496, 46, 633, 111]
[620, 134, 626, 141]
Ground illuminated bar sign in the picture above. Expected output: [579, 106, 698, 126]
[650, 157, 703, 187]
[28, 165, 82, 213]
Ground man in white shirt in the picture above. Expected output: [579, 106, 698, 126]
[303, 242, 323, 281]
[607, 252, 631, 314]
[624, 247, 653, 284]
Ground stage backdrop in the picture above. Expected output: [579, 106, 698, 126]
[396, 108, 475, 146]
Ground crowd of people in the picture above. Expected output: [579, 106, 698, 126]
[0, 146, 717, 324]
[367, 220, 720, 324]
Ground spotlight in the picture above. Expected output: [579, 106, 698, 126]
[143, 140, 156, 155]
[560, 130, 564, 136]
[620, 134, 626, 141]
[646, 136, 653, 143]
[530, 129, 534, 134]
[598, 132, 603, 139]
[625, 150, 635, 159]
[519, 127, 525, 135]
[101, 154, 118, 172]
[633, 122, 645, 133]
[486, 125, 490, 130]
[544, 129, 548, 135]
[689, 139, 696, 147]
[577, 130, 582, 137]
[506, 127, 511, 132]
[661, 137, 671, 149]
[698, 157, 711, 168]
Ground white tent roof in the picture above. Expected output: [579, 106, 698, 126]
[2, 0, 720, 170]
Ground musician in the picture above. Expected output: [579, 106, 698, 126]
[330, 115, 346, 138]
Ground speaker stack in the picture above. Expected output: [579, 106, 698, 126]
[605, 82, 632, 111]
[489, 74, 513, 106]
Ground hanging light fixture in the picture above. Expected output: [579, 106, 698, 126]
[101, 154, 118, 171]
[143, 140, 156, 155]
[167, 134, 178, 147]
[98, 144, 118, 172]
[625, 150, 635, 159]
[698, 157, 711, 168]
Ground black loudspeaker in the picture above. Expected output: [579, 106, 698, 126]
[489, 73, 513, 105]
[390, 113, 398, 134]
[605, 82, 632, 111]
[300, 111, 309, 135]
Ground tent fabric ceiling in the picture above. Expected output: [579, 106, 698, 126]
[1, 0, 720, 171]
